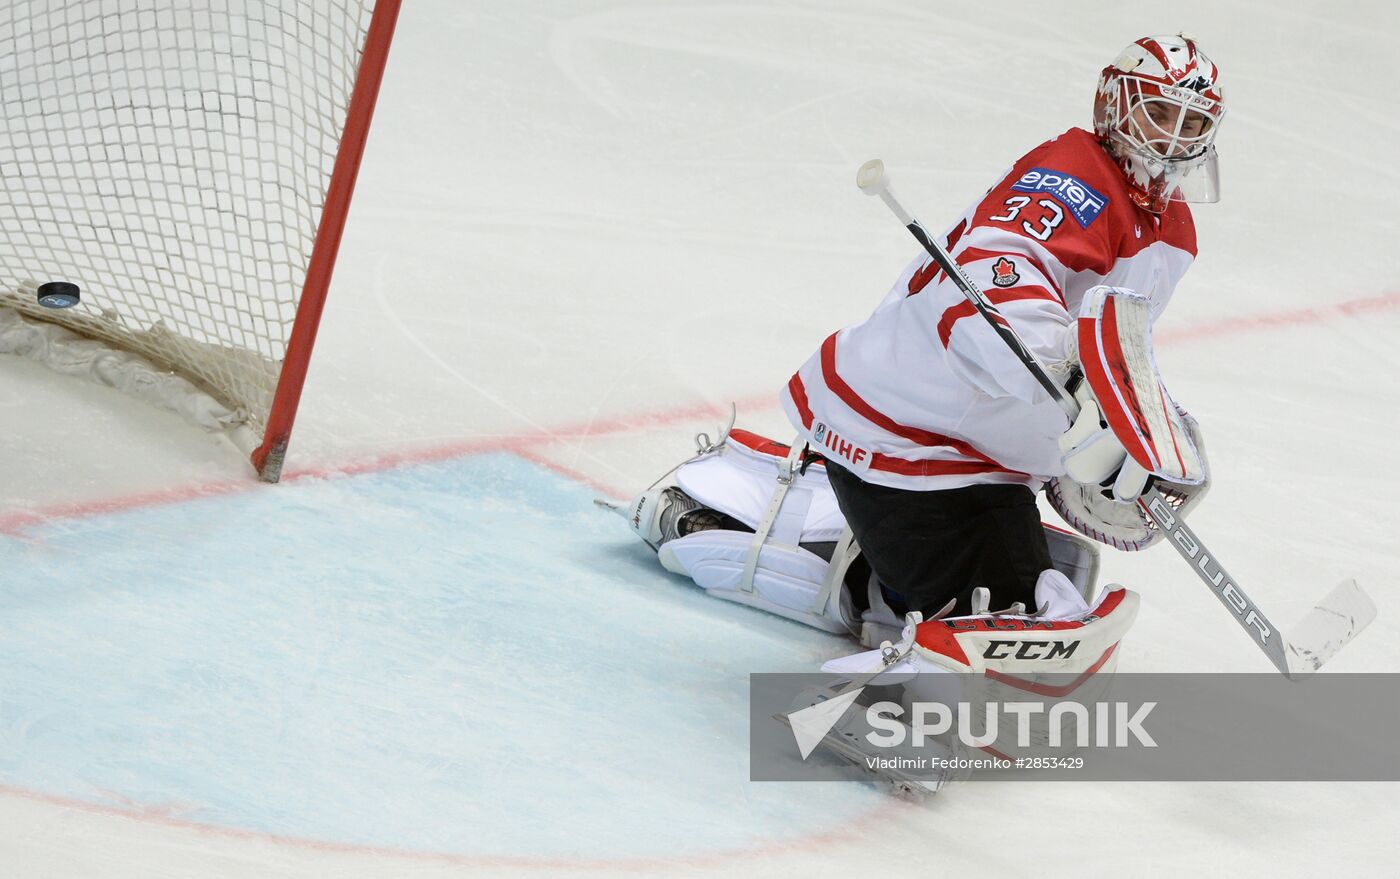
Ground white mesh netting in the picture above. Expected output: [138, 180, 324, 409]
[0, 0, 379, 429]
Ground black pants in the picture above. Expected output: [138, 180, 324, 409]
[824, 462, 1052, 618]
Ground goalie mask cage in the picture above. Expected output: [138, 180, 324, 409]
[0, 0, 402, 482]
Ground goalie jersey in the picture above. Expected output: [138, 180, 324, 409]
[780, 127, 1198, 490]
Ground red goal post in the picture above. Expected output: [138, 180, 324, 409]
[252, 0, 402, 481]
[0, 0, 403, 483]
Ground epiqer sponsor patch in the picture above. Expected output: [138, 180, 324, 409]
[1011, 167, 1109, 228]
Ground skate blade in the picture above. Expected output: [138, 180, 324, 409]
[772, 712, 943, 800]
[593, 498, 628, 518]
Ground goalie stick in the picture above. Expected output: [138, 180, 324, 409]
[855, 159, 1375, 679]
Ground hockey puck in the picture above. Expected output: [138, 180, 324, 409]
[37, 281, 80, 309]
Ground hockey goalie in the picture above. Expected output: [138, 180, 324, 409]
[611, 35, 1223, 727]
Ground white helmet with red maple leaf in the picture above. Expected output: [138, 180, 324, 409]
[1093, 34, 1226, 214]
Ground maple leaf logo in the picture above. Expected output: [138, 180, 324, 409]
[991, 257, 1020, 288]
[1177, 74, 1213, 94]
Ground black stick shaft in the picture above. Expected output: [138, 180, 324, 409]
[899, 215, 1079, 419]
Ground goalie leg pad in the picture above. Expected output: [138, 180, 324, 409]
[674, 429, 846, 542]
[659, 530, 858, 634]
[1044, 526, 1100, 601]
[821, 574, 1138, 679]
[818, 576, 1140, 762]
[628, 429, 1104, 638]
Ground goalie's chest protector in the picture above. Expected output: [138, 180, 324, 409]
[781, 128, 1198, 490]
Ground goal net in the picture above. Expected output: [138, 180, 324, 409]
[0, 0, 400, 481]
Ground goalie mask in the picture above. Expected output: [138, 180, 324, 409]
[1093, 34, 1225, 214]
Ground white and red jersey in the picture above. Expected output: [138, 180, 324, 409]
[781, 127, 1198, 491]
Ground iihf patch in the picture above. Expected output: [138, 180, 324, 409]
[1011, 168, 1109, 228]
[813, 422, 827, 443]
[991, 257, 1020, 288]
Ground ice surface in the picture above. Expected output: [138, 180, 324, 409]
[0, 454, 878, 859]
[3, 0, 1399, 876]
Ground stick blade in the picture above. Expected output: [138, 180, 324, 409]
[1285, 578, 1377, 678]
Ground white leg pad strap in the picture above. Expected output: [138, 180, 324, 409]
[738, 438, 810, 594]
[813, 527, 860, 614]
